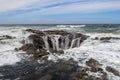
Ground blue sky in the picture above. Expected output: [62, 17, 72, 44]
[0, 0, 120, 24]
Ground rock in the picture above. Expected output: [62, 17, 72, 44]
[44, 30, 69, 36]
[25, 29, 45, 36]
[100, 37, 120, 40]
[28, 34, 45, 49]
[3, 35, 13, 39]
[85, 58, 108, 80]
[69, 66, 108, 80]
[17, 59, 108, 80]
[18, 29, 89, 60]
[50, 50, 64, 55]
[90, 67, 103, 72]
[19, 44, 36, 54]
[0, 35, 15, 40]
[47, 36, 53, 49]
[86, 58, 101, 67]
[33, 59, 79, 80]
[19, 43, 49, 59]
[33, 49, 49, 59]
[106, 66, 120, 77]
[14, 48, 19, 51]
[94, 37, 120, 41]
[19, 39, 25, 44]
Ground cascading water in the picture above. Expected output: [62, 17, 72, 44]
[41, 34, 82, 51]
[42, 36, 49, 49]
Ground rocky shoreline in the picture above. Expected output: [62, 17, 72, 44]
[16, 29, 89, 60]
[1, 29, 120, 80]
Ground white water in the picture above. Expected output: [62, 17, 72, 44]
[57, 25, 86, 28]
[48, 33, 120, 80]
[42, 34, 82, 50]
[0, 26, 120, 79]
[42, 36, 49, 49]
[0, 27, 31, 66]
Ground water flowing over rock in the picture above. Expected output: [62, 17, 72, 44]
[19, 29, 89, 59]
[27, 29, 88, 50]
[0, 35, 15, 40]
[106, 66, 120, 77]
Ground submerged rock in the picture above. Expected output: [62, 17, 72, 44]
[86, 58, 101, 67]
[94, 37, 120, 41]
[106, 66, 120, 77]
[0, 35, 15, 40]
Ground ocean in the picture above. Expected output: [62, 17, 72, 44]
[0, 24, 120, 80]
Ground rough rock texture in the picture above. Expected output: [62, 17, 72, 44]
[85, 58, 108, 80]
[94, 37, 120, 41]
[18, 29, 89, 59]
[0, 35, 15, 40]
[19, 59, 108, 80]
[44, 30, 69, 36]
[106, 66, 120, 77]
[19, 43, 49, 59]
[86, 58, 101, 67]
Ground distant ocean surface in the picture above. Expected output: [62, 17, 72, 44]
[0, 24, 120, 80]
[0, 24, 120, 34]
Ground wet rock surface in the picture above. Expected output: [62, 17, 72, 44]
[18, 29, 89, 60]
[0, 52, 119, 80]
[106, 66, 120, 77]
[9, 29, 120, 80]
[0, 59, 110, 80]
[0, 35, 15, 40]
[94, 37, 120, 41]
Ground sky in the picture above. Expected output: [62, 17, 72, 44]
[0, 0, 120, 24]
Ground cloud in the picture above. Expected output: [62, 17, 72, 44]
[38, 0, 120, 15]
[0, 0, 120, 16]
[0, 0, 39, 13]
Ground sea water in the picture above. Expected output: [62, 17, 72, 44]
[0, 24, 120, 80]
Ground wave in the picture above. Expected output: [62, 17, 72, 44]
[0, 28, 31, 66]
[0, 27, 120, 80]
[57, 25, 86, 28]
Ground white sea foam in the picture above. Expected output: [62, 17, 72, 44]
[0, 26, 120, 79]
[57, 25, 86, 28]
[0, 27, 31, 66]
[48, 33, 120, 80]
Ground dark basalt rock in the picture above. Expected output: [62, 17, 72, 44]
[19, 43, 49, 59]
[69, 66, 108, 80]
[0, 57, 109, 80]
[19, 44, 36, 54]
[100, 37, 120, 40]
[25, 29, 45, 36]
[28, 34, 45, 49]
[19, 29, 89, 60]
[90, 67, 103, 72]
[44, 30, 69, 36]
[84, 58, 108, 80]
[50, 50, 64, 55]
[106, 66, 120, 77]
[0, 35, 15, 40]
[94, 37, 120, 41]
[86, 58, 101, 67]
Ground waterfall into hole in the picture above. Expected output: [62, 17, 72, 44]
[41, 34, 82, 51]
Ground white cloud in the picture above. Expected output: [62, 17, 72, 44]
[0, 0, 120, 15]
[38, 0, 120, 15]
[0, 0, 39, 13]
